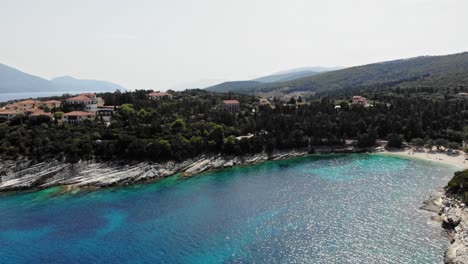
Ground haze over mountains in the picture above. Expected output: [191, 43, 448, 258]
[207, 52, 468, 96]
[207, 66, 341, 92]
[0, 63, 126, 93]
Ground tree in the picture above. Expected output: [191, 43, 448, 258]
[434, 138, 449, 150]
[387, 134, 404, 149]
[410, 138, 424, 150]
[447, 142, 460, 150]
[357, 133, 376, 148]
[424, 139, 434, 150]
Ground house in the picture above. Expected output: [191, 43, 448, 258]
[0, 109, 17, 119]
[6, 100, 40, 113]
[352, 96, 368, 106]
[65, 93, 104, 112]
[63, 111, 96, 124]
[41, 100, 62, 109]
[221, 100, 240, 111]
[28, 108, 54, 120]
[259, 98, 271, 106]
[96, 106, 116, 122]
[148, 92, 173, 100]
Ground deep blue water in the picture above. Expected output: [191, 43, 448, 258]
[0, 154, 459, 263]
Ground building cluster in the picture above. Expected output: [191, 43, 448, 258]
[0, 99, 61, 120]
[0, 90, 253, 123]
[0, 93, 117, 124]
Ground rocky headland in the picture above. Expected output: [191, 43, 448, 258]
[422, 190, 468, 264]
[0, 150, 312, 193]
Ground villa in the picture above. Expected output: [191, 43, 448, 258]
[5, 100, 40, 113]
[221, 100, 240, 111]
[352, 96, 368, 106]
[148, 92, 173, 100]
[65, 93, 104, 112]
[27, 108, 54, 120]
[63, 111, 96, 124]
[41, 100, 62, 109]
[259, 98, 271, 106]
[0, 109, 17, 119]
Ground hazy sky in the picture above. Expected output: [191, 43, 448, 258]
[1, 0, 467, 90]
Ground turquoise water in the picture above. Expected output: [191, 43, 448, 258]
[0, 154, 458, 263]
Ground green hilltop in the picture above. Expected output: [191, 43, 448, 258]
[206, 52, 468, 96]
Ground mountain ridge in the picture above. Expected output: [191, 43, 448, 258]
[206, 52, 468, 95]
[0, 63, 127, 93]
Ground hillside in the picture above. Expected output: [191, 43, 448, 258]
[0, 63, 58, 93]
[207, 66, 341, 93]
[253, 70, 320, 83]
[206, 81, 270, 93]
[208, 52, 468, 95]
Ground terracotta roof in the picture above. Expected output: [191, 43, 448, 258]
[30, 110, 53, 117]
[0, 109, 17, 115]
[64, 111, 96, 116]
[222, 100, 240, 105]
[5, 103, 18, 108]
[67, 95, 93, 101]
[148, 92, 171, 97]
[43, 100, 61, 104]
[17, 99, 39, 105]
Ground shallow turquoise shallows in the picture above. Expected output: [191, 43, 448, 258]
[0, 154, 459, 263]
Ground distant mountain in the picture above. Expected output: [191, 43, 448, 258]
[171, 78, 227, 90]
[51, 76, 126, 92]
[207, 66, 341, 92]
[207, 53, 468, 95]
[207, 81, 268, 93]
[0, 63, 58, 93]
[0, 63, 127, 93]
[253, 70, 321, 83]
[271, 66, 343, 75]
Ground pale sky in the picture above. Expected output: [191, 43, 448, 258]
[1, 0, 467, 90]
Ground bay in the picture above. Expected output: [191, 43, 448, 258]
[0, 154, 458, 263]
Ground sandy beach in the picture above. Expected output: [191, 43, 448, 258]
[378, 149, 468, 170]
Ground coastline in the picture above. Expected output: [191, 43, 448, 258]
[2, 147, 466, 262]
[1, 148, 466, 194]
[377, 149, 468, 170]
[0, 149, 313, 193]
[421, 190, 468, 263]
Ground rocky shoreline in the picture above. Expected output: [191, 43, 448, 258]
[422, 190, 468, 263]
[0, 149, 313, 193]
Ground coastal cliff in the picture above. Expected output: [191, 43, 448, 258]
[422, 191, 468, 263]
[0, 150, 310, 192]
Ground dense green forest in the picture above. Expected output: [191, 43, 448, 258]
[448, 170, 468, 203]
[207, 52, 468, 95]
[0, 89, 467, 163]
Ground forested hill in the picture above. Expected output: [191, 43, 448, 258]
[206, 52, 468, 95]
[0, 89, 467, 163]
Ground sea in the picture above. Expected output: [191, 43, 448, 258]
[0, 91, 112, 103]
[0, 154, 459, 263]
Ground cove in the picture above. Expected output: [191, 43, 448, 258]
[0, 154, 458, 263]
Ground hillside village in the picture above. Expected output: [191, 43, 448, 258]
[0, 90, 378, 125]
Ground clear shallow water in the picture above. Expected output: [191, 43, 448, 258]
[0, 154, 459, 263]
